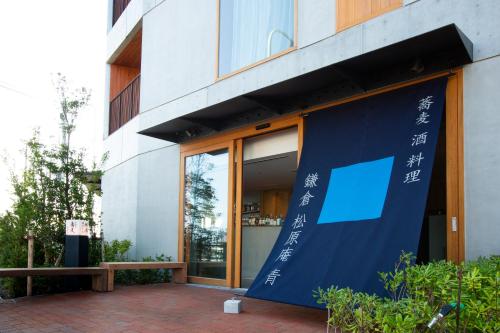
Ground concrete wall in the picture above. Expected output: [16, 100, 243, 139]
[102, 113, 178, 259]
[297, 0, 335, 48]
[140, 0, 217, 112]
[136, 144, 180, 260]
[102, 141, 179, 260]
[139, 0, 500, 133]
[102, 0, 500, 261]
[101, 156, 139, 259]
[463, 56, 500, 260]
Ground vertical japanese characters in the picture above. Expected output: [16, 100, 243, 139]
[263, 94, 436, 287]
[404, 96, 434, 184]
[265, 172, 319, 286]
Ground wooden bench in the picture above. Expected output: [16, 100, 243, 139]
[99, 262, 187, 292]
[0, 267, 108, 292]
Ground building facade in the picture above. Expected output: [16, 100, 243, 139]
[103, 0, 500, 288]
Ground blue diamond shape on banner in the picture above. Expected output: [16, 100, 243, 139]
[317, 156, 394, 224]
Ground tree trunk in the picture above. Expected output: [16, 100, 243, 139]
[54, 247, 64, 267]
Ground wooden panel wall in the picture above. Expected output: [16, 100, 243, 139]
[336, 0, 402, 32]
[109, 29, 141, 101]
[109, 65, 140, 101]
[113, 30, 142, 68]
[261, 190, 291, 218]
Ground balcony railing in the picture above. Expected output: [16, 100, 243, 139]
[109, 75, 140, 135]
[112, 0, 132, 26]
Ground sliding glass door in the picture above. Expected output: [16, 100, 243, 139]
[181, 143, 234, 285]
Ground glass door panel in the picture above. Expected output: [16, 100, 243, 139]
[240, 128, 298, 288]
[183, 148, 229, 280]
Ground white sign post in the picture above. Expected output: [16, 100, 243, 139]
[65, 220, 89, 237]
[64, 220, 90, 290]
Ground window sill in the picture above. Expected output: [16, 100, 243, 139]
[215, 46, 297, 82]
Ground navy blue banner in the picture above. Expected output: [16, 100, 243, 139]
[246, 78, 447, 308]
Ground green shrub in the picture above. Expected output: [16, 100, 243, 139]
[314, 253, 499, 332]
[104, 239, 133, 261]
[0, 213, 28, 298]
[103, 239, 172, 285]
[88, 235, 104, 267]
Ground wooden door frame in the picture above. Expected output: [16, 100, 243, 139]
[445, 71, 465, 263]
[178, 140, 235, 287]
[233, 122, 303, 288]
[178, 68, 465, 288]
[180, 118, 302, 288]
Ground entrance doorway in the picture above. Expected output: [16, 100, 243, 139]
[418, 114, 447, 263]
[179, 72, 464, 288]
[240, 128, 298, 287]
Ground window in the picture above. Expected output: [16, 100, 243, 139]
[183, 149, 230, 280]
[336, 0, 402, 32]
[218, 0, 296, 78]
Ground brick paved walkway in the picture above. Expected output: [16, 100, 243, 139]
[0, 284, 327, 332]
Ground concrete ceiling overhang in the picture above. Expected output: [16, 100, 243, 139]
[139, 24, 472, 143]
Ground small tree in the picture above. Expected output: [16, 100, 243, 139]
[0, 74, 105, 296]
